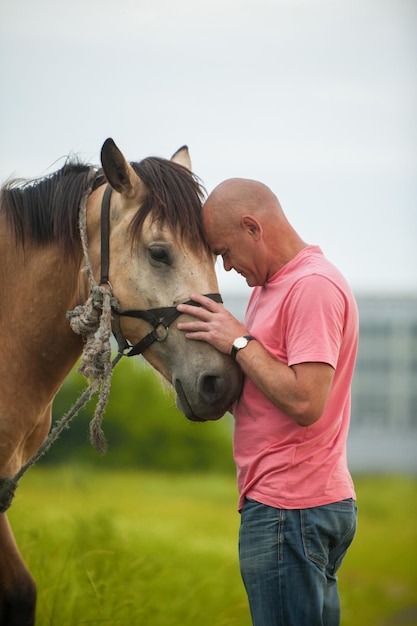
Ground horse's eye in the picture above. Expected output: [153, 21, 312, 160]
[149, 246, 170, 265]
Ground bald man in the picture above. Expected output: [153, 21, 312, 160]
[177, 178, 358, 626]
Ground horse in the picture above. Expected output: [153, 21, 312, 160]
[0, 138, 242, 625]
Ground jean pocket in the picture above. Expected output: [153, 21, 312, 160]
[300, 499, 357, 571]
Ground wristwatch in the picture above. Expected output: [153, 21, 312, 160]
[231, 335, 255, 360]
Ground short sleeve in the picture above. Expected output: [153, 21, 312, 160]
[284, 274, 346, 368]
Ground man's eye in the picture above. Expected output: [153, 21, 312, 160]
[149, 246, 170, 265]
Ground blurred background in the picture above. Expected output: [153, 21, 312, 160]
[1, 0, 416, 471]
[2, 0, 415, 477]
[2, 0, 416, 624]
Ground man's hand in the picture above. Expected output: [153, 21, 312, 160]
[177, 293, 249, 355]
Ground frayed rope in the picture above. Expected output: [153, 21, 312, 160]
[67, 284, 117, 455]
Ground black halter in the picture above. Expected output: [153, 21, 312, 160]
[99, 185, 222, 357]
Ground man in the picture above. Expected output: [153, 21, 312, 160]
[177, 178, 358, 626]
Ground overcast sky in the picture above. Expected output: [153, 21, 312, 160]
[1, 0, 416, 296]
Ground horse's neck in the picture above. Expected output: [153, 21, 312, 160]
[0, 236, 85, 404]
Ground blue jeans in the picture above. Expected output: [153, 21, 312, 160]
[239, 498, 357, 626]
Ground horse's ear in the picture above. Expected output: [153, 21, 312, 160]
[100, 138, 142, 198]
[171, 145, 192, 170]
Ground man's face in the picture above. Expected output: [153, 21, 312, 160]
[203, 208, 261, 287]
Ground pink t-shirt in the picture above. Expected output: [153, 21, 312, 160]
[234, 246, 358, 511]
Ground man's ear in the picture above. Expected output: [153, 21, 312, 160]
[241, 215, 262, 239]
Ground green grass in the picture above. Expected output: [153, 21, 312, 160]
[8, 468, 417, 626]
[340, 475, 417, 626]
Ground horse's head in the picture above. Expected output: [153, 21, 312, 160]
[84, 139, 242, 422]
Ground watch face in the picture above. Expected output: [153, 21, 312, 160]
[234, 337, 248, 349]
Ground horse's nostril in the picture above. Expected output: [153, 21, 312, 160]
[198, 373, 226, 403]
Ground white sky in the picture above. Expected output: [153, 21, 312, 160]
[1, 0, 416, 296]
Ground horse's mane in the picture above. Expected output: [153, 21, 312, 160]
[0, 155, 208, 259]
[0, 160, 93, 258]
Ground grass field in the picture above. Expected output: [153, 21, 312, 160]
[7, 467, 417, 626]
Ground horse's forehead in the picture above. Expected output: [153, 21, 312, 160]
[139, 213, 204, 254]
[141, 215, 175, 242]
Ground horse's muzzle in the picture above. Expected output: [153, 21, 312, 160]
[174, 372, 240, 422]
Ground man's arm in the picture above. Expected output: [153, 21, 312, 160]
[233, 340, 334, 426]
[177, 294, 334, 426]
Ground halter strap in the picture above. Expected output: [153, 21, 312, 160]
[98, 185, 223, 357]
[115, 293, 223, 357]
[100, 185, 112, 286]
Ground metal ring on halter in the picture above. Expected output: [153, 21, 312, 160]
[100, 279, 113, 293]
[154, 322, 169, 342]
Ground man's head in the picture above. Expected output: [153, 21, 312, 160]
[203, 178, 305, 287]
